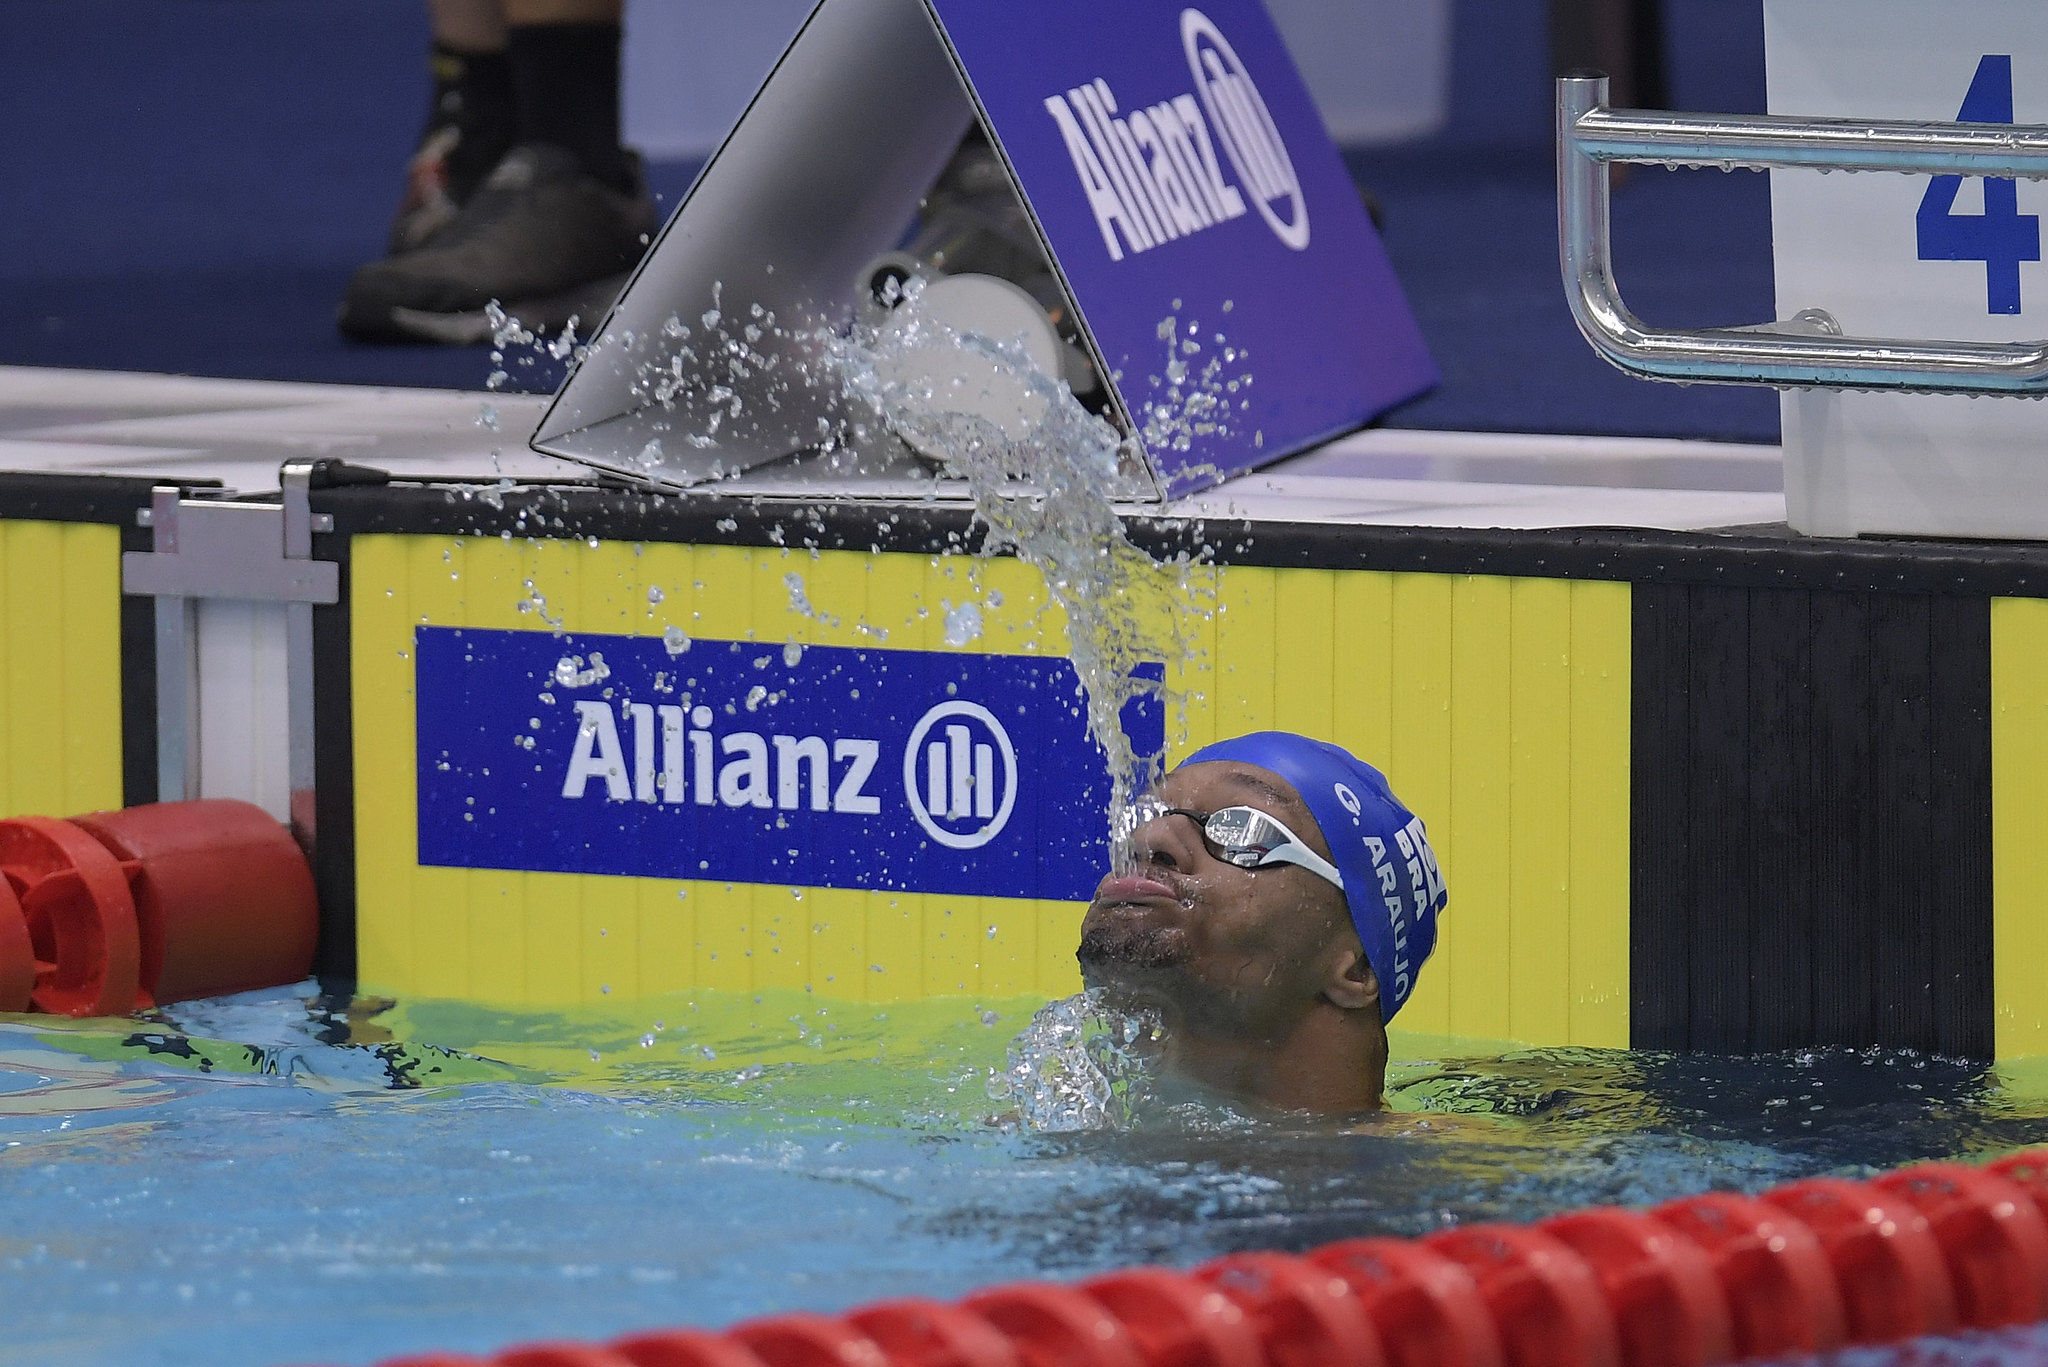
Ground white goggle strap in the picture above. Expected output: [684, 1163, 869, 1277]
[1252, 837, 1345, 892]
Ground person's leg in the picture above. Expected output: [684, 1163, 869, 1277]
[1548, 0, 1667, 110]
[340, 0, 653, 344]
[390, 0, 516, 253]
[500, 0, 633, 193]
[431, 0, 507, 52]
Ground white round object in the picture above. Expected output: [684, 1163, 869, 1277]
[875, 273, 1064, 449]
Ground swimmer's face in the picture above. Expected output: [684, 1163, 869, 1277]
[1079, 761, 1365, 1037]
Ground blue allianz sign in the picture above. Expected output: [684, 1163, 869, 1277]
[933, 0, 1437, 492]
[534, 0, 1436, 500]
[415, 627, 1162, 901]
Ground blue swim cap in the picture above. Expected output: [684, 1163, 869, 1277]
[1181, 732, 1444, 1022]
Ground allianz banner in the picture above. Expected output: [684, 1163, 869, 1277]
[414, 627, 1163, 901]
[931, 0, 1436, 490]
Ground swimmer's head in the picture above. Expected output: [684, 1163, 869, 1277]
[1077, 733, 1445, 1113]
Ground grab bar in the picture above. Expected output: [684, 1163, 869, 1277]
[1557, 73, 2048, 394]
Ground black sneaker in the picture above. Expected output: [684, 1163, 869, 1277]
[339, 143, 657, 345]
[387, 47, 515, 255]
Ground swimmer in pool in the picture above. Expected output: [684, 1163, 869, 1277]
[1079, 732, 1446, 1116]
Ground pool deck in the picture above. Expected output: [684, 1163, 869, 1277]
[0, 365, 1786, 532]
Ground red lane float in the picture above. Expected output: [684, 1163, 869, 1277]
[1540, 1208, 1731, 1367]
[1081, 1268, 1266, 1367]
[611, 1333, 773, 1367]
[69, 798, 317, 1007]
[0, 813, 142, 1016]
[0, 871, 36, 1012]
[1762, 1178, 1956, 1343]
[848, 1299, 1024, 1367]
[1871, 1164, 2048, 1328]
[1421, 1225, 1621, 1367]
[1307, 1238, 1504, 1367]
[962, 1281, 1146, 1367]
[730, 1312, 894, 1367]
[336, 1154, 2048, 1367]
[1651, 1192, 1844, 1359]
[0, 799, 316, 1017]
[1193, 1252, 1383, 1367]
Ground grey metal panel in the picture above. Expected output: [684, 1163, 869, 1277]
[123, 501, 340, 604]
[533, 0, 974, 484]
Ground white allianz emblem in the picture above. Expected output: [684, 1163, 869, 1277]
[1041, 9, 1309, 261]
[1183, 9, 1309, 251]
[903, 701, 1020, 850]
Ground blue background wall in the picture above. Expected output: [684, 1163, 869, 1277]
[0, 0, 1777, 442]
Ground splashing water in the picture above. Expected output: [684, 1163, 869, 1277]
[822, 302, 1199, 841]
[942, 600, 984, 647]
[989, 989, 1164, 1132]
[553, 652, 610, 689]
[593, 277, 1217, 845]
[1140, 309, 1255, 462]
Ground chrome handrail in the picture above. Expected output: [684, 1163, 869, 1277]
[1558, 74, 2048, 393]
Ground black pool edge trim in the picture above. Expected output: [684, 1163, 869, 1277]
[310, 527, 358, 989]
[17, 469, 2048, 597]
[308, 478, 2048, 598]
[119, 516, 158, 810]
[0, 472, 218, 526]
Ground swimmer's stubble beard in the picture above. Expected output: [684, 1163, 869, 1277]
[1078, 929, 1388, 1116]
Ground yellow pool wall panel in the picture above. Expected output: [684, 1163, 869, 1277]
[1181, 567, 1631, 1050]
[352, 533, 1631, 1046]
[350, 534, 1089, 1009]
[1994, 596, 2048, 1061]
[0, 519, 125, 819]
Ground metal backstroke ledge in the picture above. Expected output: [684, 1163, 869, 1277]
[1557, 73, 2048, 394]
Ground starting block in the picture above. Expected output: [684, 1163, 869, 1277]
[532, 0, 1436, 499]
[1558, 0, 2048, 539]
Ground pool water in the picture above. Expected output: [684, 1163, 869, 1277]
[7, 985, 2048, 1367]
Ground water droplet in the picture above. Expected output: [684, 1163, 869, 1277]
[942, 600, 984, 647]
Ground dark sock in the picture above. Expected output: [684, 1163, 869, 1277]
[506, 22, 634, 194]
[425, 43, 516, 195]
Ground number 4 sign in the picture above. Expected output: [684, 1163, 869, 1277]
[1768, 0, 2048, 538]
[1916, 55, 2043, 315]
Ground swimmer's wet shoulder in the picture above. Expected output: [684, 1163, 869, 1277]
[1078, 732, 1447, 1118]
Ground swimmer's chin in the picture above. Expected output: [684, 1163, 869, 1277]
[1077, 911, 1191, 980]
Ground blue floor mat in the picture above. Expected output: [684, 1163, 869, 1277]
[0, 0, 1779, 444]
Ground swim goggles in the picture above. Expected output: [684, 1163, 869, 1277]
[1116, 796, 1345, 890]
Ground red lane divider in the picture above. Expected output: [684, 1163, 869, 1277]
[0, 872, 36, 1012]
[962, 1281, 1145, 1367]
[1871, 1165, 2048, 1328]
[1763, 1178, 1956, 1343]
[1193, 1252, 1383, 1367]
[0, 812, 142, 1016]
[0, 799, 315, 1018]
[848, 1299, 1024, 1367]
[1541, 1207, 1730, 1367]
[337, 1148, 2048, 1367]
[1421, 1224, 1621, 1367]
[1651, 1191, 1845, 1360]
[1307, 1238, 1503, 1367]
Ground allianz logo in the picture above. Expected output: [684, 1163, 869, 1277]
[1042, 8, 1309, 261]
[560, 697, 1020, 850]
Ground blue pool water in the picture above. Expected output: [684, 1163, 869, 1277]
[6, 985, 2048, 1367]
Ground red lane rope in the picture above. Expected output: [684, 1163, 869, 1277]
[350, 1148, 2048, 1367]
[0, 801, 315, 1017]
